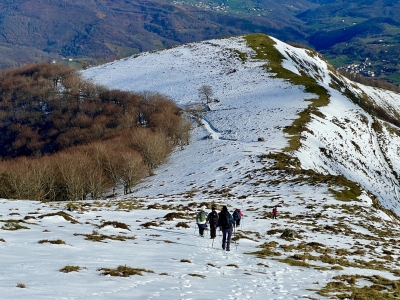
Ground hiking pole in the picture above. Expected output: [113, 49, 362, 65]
[234, 226, 237, 250]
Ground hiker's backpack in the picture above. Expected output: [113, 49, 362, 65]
[210, 211, 218, 224]
[233, 209, 241, 221]
[220, 212, 232, 229]
[197, 211, 207, 223]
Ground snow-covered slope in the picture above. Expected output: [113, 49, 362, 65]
[83, 34, 400, 216]
[2, 34, 400, 299]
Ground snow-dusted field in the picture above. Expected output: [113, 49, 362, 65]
[1, 35, 400, 299]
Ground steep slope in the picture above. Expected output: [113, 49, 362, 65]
[83, 33, 400, 217]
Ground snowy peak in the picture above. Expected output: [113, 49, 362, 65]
[83, 33, 400, 217]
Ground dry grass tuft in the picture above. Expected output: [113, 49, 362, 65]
[98, 265, 154, 277]
[59, 265, 81, 273]
[74, 231, 135, 242]
[38, 239, 66, 245]
[38, 211, 80, 224]
[188, 273, 205, 278]
[176, 222, 190, 228]
[98, 221, 130, 231]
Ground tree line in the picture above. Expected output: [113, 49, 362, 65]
[0, 63, 191, 201]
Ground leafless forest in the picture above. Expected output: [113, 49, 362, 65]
[0, 63, 191, 201]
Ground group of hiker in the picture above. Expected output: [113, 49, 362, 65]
[196, 205, 279, 251]
[196, 205, 243, 251]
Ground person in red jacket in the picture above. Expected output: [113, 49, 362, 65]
[272, 206, 277, 219]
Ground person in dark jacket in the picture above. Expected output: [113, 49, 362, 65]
[206, 205, 219, 239]
[217, 205, 234, 251]
[232, 208, 243, 227]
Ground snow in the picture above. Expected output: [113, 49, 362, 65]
[1, 35, 400, 299]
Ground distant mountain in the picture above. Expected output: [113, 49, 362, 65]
[0, 0, 308, 68]
[2, 0, 400, 83]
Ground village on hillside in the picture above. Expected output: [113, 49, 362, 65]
[171, 0, 267, 15]
[337, 58, 376, 78]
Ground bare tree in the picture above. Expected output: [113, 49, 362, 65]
[128, 128, 172, 171]
[198, 85, 214, 104]
[118, 151, 148, 194]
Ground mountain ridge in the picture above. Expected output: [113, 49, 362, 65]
[83, 33, 400, 217]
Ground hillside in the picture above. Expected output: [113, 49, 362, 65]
[1, 34, 400, 299]
[3, 1, 400, 84]
[0, 0, 306, 69]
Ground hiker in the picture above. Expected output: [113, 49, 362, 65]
[206, 205, 219, 239]
[272, 206, 277, 219]
[232, 208, 243, 228]
[196, 205, 208, 237]
[217, 205, 234, 251]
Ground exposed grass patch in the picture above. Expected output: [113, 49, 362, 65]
[245, 241, 280, 258]
[244, 33, 329, 153]
[1, 221, 29, 230]
[227, 264, 239, 268]
[38, 239, 66, 245]
[38, 211, 80, 224]
[59, 265, 81, 273]
[176, 222, 190, 228]
[188, 273, 205, 279]
[98, 265, 154, 277]
[232, 231, 258, 242]
[316, 274, 400, 299]
[140, 221, 160, 228]
[117, 200, 145, 210]
[164, 212, 188, 221]
[98, 221, 130, 231]
[259, 154, 363, 201]
[16, 282, 26, 288]
[0, 238, 5, 242]
[65, 202, 81, 212]
[234, 49, 247, 62]
[180, 259, 191, 263]
[74, 231, 135, 242]
[277, 257, 311, 268]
